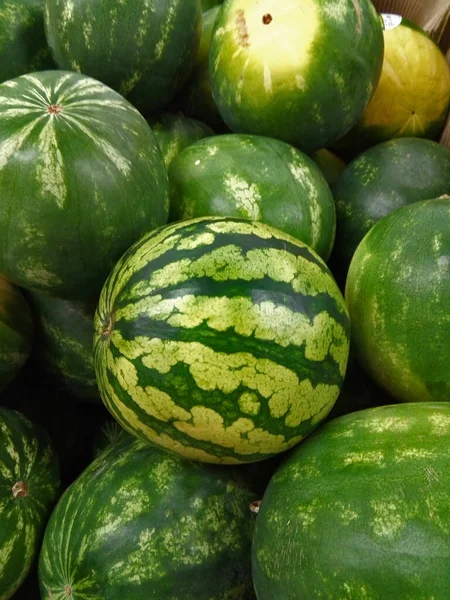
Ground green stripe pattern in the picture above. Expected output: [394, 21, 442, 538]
[44, 0, 202, 113]
[93, 216, 350, 464]
[27, 292, 99, 401]
[0, 70, 169, 300]
[0, 277, 34, 392]
[0, 408, 59, 600]
[39, 437, 257, 599]
[253, 402, 450, 599]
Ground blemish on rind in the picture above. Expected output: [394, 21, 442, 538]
[236, 9, 250, 47]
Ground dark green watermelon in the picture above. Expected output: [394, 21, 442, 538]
[0, 0, 54, 83]
[44, 0, 202, 113]
[332, 137, 450, 273]
[0, 408, 59, 600]
[253, 402, 450, 599]
[39, 437, 259, 599]
[26, 292, 99, 401]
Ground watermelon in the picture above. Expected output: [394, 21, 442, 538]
[0, 277, 34, 393]
[147, 111, 214, 168]
[44, 0, 202, 113]
[169, 134, 336, 260]
[0, 70, 169, 300]
[92, 415, 132, 458]
[332, 138, 450, 271]
[26, 292, 99, 401]
[93, 216, 350, 464]
[346, 197, 450, 404]
[173, 5, 226, 131]
[311, 148, 346, 187]
[334, 15, 450, 155]
[0, 0, 54, 83]
[0, 408, 59, 600]
[39, 436, 258, 599]
[209, 0, 384, 152]
[252, 402, 450, 599]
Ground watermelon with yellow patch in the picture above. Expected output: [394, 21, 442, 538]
[209, 0, 384, 152]
[334, 14, 450, 155]
[93, 217, 350, 464]
[252, 402, 450, 599]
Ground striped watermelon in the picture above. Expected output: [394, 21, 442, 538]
[0, 408, 59, 600]
[44, 0, 202, 113]
[0, 277, 34, 393]
[0, 0, 54, 83]
[168, 134, 336, 260]
[209, 0, 384, 152]
[345, 197, 450, 404]
[0, 70, 169, 300]
[252, 402, 450, 599]
[39, 437, 258, 599]
[147, 111, 214, 168]
[93, 217, 350, 464]
[26, 292, 99, 401]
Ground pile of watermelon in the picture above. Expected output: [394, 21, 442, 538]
[1, 0, 450, 598]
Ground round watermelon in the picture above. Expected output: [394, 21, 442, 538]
[147, 111, 214, 168]
[39, 436, 258, 599]
[169, 134, 336, 260]
[26, 292, 99, 401]
[172, 5, 225, 131]
[252, 402, 450, 599]
[332, 138, 450, 271]
[346, 197, 450, 404]
[209, 0, 384, 152]
[0, 70, 169, 300]
[0, 0, 54, 83]
[334, 15, 450, 154]
[44, 0, 202, 113]
[0, 277, 34, 393]
[93, 216, 350, 464]
[0, 408, 59, 600]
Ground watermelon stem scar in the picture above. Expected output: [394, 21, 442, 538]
[65, 585, 72, 596]
[250, 500, 262, 514]
[47, 104, 62, 115]
[102, 313, 115, 340]
[262, 14, 273, 24]
[11, 481, 28, 498]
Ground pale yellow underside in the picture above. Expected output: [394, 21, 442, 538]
[361, 24, 450, 135]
